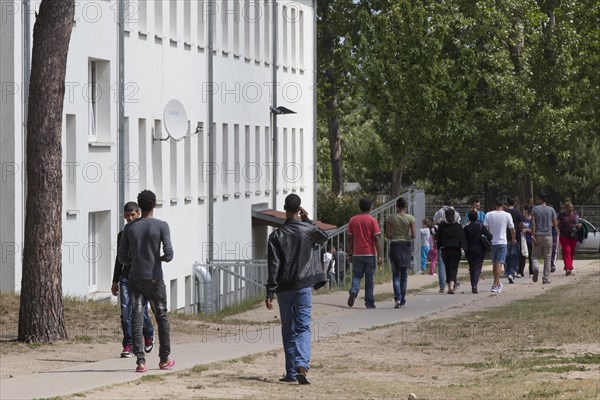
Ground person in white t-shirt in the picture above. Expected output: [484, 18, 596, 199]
[484, 197, 516, 293]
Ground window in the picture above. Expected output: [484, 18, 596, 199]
[184, 124, 192, 198]
[299, 10, 304, 68]
[170, 0, 178, 41]
[244, 125, 251, 193]
[138, 0, 147, 32]
[233, 0, 240, 55]
[263, 0, 270, 61]
[234, 124, 240, 193]
[152, 120, 163, 200]
[154, 0, 163, 37]
[281, 6, 288, 66]
[254, 126, 261, 193]
[264, 126, 270, 190]
[183, 0, 191, 43]
[65, 114, 77, 211]
[170, 279, 178, 312]
[197, 121, 205, 196]
[243, 0, 250, 56]
[87, 59, 110, 142]
[222, 123, 229, 194]
[221, 0, 229, 52]
[170, 139, 178, 201]
[254, 0, 261, 60]
[197, 0, 205, 46]
[138, 118, 147, 190]
[290, 7, 296, 67]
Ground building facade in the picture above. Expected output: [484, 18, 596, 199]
[0, 0, 316, 311]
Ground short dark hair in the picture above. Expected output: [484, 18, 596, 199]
[124, 201, 139, 213]
[284, 194, 301, 213]
[538, 192, 548, 203]
[507, 196, 516, 206]
[396, 197, 408, 210]
[137, 190, 156, 212]
[359, 197, 372, 212]
[444, 197, 453, 206]
[471, 198, 480, 205]
[444, 208, 455, 223]
[495, 197, 505, 207]
[468, 210, 478, 222]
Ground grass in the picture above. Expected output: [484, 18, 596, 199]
[139, 374, 165, 382]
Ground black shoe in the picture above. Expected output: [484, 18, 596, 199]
[296, 367, 310, 385]
[551, 265, 556, 273]
[508, 274, 514, 284]
[347, 292, 357, 308]
[366, 304, 376, 309]
[472, 288, 478, 294]
[394, 301, 401, 309]
[279, 376, 297, 383]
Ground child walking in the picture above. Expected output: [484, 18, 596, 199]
[420, 219, 431, 273]
[427, 220, 438, 275]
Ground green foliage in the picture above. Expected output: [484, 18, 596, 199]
[318, 0, 599, 204]
[317, 187, 376, 227]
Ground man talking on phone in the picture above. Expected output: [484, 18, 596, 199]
[265, 194, 328, 384]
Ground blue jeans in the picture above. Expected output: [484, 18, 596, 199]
[491, 244, 507, 265]
[350, 256, 376, 308]
[421, 246, 430, 270]
[437, 251, 446, 290]
[390, 242, 411, 304]
[505, 241, 520, 276]
[130, 279, 170, 364]
[119, 277, 154, 347]
[277, 287, 312, 380]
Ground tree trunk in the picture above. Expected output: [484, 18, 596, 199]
[18, 0, 75, 342]
[390, 167, 403, 198]
[327, 102, 344, 195]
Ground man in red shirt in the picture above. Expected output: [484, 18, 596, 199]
[347, 198, 383, 308]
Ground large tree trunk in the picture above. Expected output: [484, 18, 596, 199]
[327, 104, 344, 194]
[390, 166, 403, 198]
[18, 0, 75, 342]
[319, 0, 344, 196]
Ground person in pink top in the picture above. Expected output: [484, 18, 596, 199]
[346, 198, 382, 309]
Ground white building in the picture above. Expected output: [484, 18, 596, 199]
[1, 0, 317, 310]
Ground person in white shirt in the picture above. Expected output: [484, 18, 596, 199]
[484, 197, 516, 293]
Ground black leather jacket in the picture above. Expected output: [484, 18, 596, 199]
[267, 218, 328, 299]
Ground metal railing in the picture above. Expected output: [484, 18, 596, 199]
[323, 189, 426, 287]
[194, 259, 268, 313]
[193, 189, 427, 313]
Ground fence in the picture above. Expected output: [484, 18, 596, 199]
[194, 259, 268, 313]
[324, 189, 426, 287]
[194, 189, 426, 313]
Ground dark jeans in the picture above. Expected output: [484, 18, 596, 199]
[518, 242, 533, 276]
[467, 256, 484, 289]
[389, 241, 411, 304]
[505, 241, 520, 277]
[130, 278, 171, 364]
[350, 256, 376, 308]
[119, 277, 154, 347]
[441, 248, 461, 284]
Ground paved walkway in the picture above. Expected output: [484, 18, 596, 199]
[1, 259, 597, 399]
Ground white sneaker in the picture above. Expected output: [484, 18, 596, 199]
[491, 286, 498, 293]
[497, 283, 504, 293]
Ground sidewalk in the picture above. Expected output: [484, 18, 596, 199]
[1, 260, 597, 399]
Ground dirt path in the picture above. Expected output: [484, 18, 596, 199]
[1, 260, 598, 400]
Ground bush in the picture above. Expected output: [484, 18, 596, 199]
[317, 188, 378, 227]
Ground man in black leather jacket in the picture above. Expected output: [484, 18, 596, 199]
[266, 194, 328, 384]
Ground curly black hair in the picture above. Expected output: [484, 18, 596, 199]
[137, 190, 156, 212]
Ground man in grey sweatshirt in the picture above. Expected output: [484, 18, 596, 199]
[119, 190, 174, 372]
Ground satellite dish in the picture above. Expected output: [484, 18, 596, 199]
[163, 99, 189, 141]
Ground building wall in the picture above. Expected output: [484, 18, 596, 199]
[0, 1, 315, 310]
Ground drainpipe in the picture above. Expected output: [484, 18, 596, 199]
[117, 0, 125, 231]
[207, 0, 215, 262]
[271, 0, 279, 212]
[23, 0, 31, 235]
[312, 0, 317, 220]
